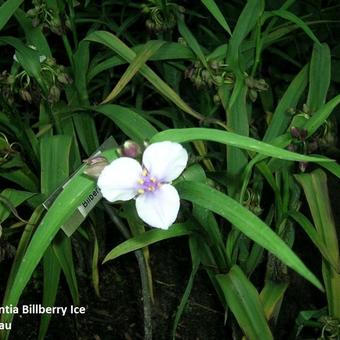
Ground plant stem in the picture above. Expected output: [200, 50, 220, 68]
[103, 203, 153, 340]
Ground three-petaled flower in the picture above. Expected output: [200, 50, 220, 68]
[97, 141, 188, 229]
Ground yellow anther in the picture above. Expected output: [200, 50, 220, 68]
[150, 177, 156, 183]
[137, 189, 145, 194]
[137, 178, 144, 184]
[148, 186, 155, 192]
[142, 169, 148, 176]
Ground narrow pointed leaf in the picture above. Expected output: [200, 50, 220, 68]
[177, 181, 323, 290]
[151, 128, 332, 163]
[0, 0, 23, 31]
[103, 223, 194, 263]
[216, 266, 273, 340]
[102, 40, 165, 103]
[201, 0, 231, 35]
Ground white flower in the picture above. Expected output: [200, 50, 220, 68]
[98, 141, 188, 229]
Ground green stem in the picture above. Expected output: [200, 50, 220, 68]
[103, 203, 153, 340]
[62, 34, 74, 69]
[67, 1, 78, 47]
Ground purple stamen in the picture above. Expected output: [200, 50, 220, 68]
[136, 169, 161, 194]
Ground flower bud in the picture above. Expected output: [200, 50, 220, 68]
[290, 126, 301, 139]
[214, 75, 223, 86]
[46, 57, 56, 67]
[287, 144, 296, 152]
[209, 60, 219, 70]
[213, 94, 221, 105]
[299, 128, 308, 141]
[48, 85, 60, 103]
[83, 156, 109, 178]
[177, 37, 187, 46]
[32, 17, 40, 27]
[299, 161, 308, 172]
[27, 8, 38, 17]
[308, 140, 318, 153]
[119, 140, 141, 158]
[201, 70, 210, 82]
[19, 89, 32, 103]
[290, 126, 307, 141]
[57, 72, 73, 84]
[249, 89, 258, 102]
[7, 75, 15, 85]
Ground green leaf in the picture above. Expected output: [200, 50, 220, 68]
[73, 113, 99, 155]
[72, 41, 100, 155]
[306, 43, 331, 112]
[227, 0, 264, 68]
[200, 0, 231, 35]
[102, 40, 165, 103]
[14, 8, 51, 57]
[0, 189, 35, 223]
[319, 160, 340, 181]
[85, 31, 202, 120]
[264, 65, 309, 142]
[150, 128, 332, 163]
[88, 41, 194, 81]
[73, 40, 90, 105]
[305, 94, 340, 137]
[295, 170, 340, 317]
[226, 78, 249, 196]
[3, 206, 44, 303]
[260, 280, 289, 320]
[0, 0, 23, 31]
[172, 235, 201, 339]
[90, 225, 100, 297]
[0, 36, 46, 92]
[177, 17, 208, 68]
[40, 135, 72, 195]
[268, 10, 321, 46]
[0, 165, 39, 192]
[39, 247, 61, 340]
[103, 222, 194, 263]
[216, 266, 273, 340]
[295, 171, 339, 268]
[289, 211, 338, 271]
[177, 181, 323, 290]
[53, 234, 79, 305]
[39, 134, 75, 338]
[94, 104, 158, 143]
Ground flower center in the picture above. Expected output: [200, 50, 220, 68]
[137, 169, 161, 195]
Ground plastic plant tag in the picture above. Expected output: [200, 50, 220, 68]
[43, 136, 117, 237]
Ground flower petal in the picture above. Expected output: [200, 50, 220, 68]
[142, 141, 188, 182]
[135, 184, 180, 229]
[97, 157, 142, 202]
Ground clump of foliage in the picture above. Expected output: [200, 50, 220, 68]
[0, 0, 340, 339]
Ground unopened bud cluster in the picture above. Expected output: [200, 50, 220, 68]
[0, 50, 72, 106]
[184, 59, 233, 90]
[142, 0, 184, 32]
[26, 0, 71, 35]
[243, 189, 263, 216]
[245, 76, 269, 102]
[287, 105, 337, 172]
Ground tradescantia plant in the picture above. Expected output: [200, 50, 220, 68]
[0, 0, 340, 339]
